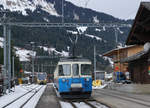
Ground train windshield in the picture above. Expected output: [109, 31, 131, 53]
[81, 64, 91, 75]
[72, 64, 79, 76]
[59, 64, 71, 76]
[37, 74, 46, 80]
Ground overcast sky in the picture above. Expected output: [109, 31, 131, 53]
[66, 0, 150, 20]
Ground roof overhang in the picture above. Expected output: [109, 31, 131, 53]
[126, 2, 150, 45]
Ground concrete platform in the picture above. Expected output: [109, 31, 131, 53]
[106, 83, 150, 94]
[36, 84, 61, 108]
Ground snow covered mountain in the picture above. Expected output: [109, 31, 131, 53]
[0, 0, 59, 16]
[0, 0, 132, 70]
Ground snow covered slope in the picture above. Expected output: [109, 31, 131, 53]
[0, 37, 4, 48]
[0, 0, 60, 16]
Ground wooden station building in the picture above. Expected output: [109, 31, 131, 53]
[103, 45, 143, 75]
[121, 2, 150, 84]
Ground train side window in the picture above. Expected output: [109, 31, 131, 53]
[81, 64, 92, 75]
[72, 64, 79, 76]
[59, 64, 71, 76]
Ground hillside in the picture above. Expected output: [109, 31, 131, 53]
[0, 0, 133, 70]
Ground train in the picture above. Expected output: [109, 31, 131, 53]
[37, 73, 47, 85]
[54, 57, 92, 98]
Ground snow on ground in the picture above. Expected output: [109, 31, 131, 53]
[89, 101, 109, 108]
[38, 46, 69, 57]
[67, 30, 78, 34]
[0, 84, 38, 107]
[102, 56, 113, 67]
[117, 27, 124, 34]
[60, 101, 73, 108]
[93, 16, 99, 23]
[15, 47, 36, 62]
[0, 37, 4, 48]
[77, 27, 87, 34]
[85, 34, 102, 41]
[6, 85, 43, 108]
[95, 28, 101, 32]
[0, 0, 60, 16]
[23, 85, 46, 108]
[92, 84, 108, 90]
[74, 102, 91, 108]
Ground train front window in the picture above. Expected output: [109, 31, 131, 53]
[59, 64, 71, 76]
[72, 64, 79, 76]
[38, 74, 46, 80]
[81, 64, 91, 75]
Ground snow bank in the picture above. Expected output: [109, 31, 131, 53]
[92, 84, 108, 90]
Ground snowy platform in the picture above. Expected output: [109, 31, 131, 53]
[0, 84, 46, 108]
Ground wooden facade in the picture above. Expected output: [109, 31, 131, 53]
[103, 45, 143, 73]
[124, 2, 150, 84]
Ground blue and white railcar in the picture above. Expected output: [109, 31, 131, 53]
[54, 58, 92, 98]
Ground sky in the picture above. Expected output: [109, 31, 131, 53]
[66, 0, 150, 20]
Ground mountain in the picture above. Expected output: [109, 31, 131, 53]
[0, 0, 133, 71]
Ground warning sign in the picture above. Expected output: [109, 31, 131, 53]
[92, 80, 102, 87]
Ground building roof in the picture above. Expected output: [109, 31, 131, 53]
[126, 2, 150, 45]
[59, 57, 91, 62]
[120, 50, 148, 63]
[103, 45, 136, 57]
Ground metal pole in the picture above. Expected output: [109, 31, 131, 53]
[8, 26, 11, 93]
[94, 45, 96, 81]
[32, 57, 34, 83]
[62, 0, 64, 23]
[38, 64, 39, 73]
[3, 13, 7, 94]
[12, 56, 15, 83]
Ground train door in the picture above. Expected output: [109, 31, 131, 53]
[72, 64, 81, 83]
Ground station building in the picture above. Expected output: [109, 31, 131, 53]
[103, 2, 150, 84]
[121, 2, 150, 84]
[103, 45, 143, 75]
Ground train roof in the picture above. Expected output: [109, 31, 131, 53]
[59, 57, 91, 62]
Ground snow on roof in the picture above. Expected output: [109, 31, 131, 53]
[103, 45, 137, 56]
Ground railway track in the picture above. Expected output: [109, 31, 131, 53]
[60, 98, 109, 108]
[2, 85, 44, 108]
[95, 89, 150, 107]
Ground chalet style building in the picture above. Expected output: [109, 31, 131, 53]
[103, 45, 143, 76]
[121, 2, 150, 84]
[104, 2, 150, 84]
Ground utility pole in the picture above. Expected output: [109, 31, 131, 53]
[12, 56, 15, 83]
[8, 25, 11, 93]
[94, 45, 96, 81]
[3, 13, 7, 94]
[32, 57, 34, 83]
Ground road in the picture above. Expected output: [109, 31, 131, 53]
[36, 84, 60, 108]
[93, 88, 150, 108]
